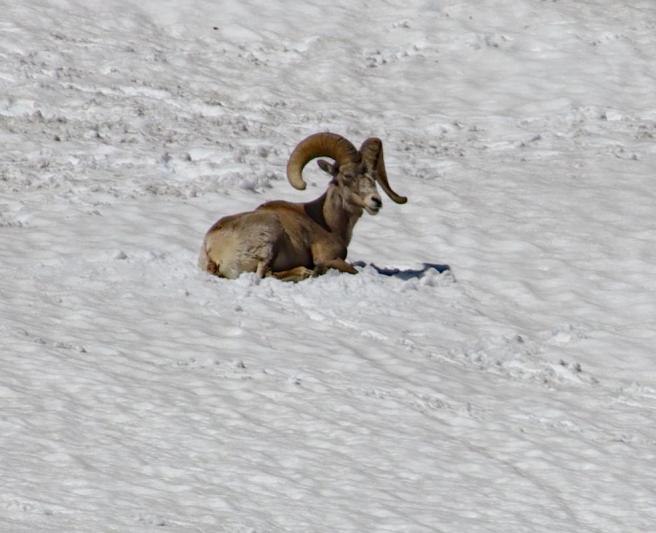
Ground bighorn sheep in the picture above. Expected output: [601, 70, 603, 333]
[199, 132, 407, 282]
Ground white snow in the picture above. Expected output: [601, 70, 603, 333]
[1, 0, 656, 531]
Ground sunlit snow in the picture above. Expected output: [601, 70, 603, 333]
[1, 1, 655, 532]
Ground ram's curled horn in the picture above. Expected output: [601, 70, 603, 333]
[359, 137, 408, 204]
[287, 132, 360, 190]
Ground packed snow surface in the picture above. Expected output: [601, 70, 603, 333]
[1, 0, 655, 531]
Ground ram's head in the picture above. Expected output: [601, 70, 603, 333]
[286, 132, 407, 215]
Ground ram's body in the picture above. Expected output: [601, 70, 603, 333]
[199, 133, 406, 282]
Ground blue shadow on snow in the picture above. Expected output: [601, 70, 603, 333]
[353, 261, 451, 281]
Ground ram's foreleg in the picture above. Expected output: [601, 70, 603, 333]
[269, 266, 315, 282]
[314, 258, 358, 275]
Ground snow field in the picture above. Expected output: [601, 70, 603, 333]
[1, 0, 656, 531]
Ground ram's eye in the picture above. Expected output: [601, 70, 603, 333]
[342, 173, 354, 181]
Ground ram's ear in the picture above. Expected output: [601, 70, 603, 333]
[317, 159, 339, 176]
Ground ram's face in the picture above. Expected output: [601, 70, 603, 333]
[317, 159, 382, 215]
[340, 163, 382, 215]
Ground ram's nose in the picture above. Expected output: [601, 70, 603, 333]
[365, 194, 383, 215]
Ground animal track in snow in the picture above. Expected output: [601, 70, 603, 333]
[364, 44, 431, 68]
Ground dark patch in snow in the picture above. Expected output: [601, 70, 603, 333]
[354, 261, 451, 280]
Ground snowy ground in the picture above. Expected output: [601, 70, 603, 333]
[1, 0, 656, 531]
